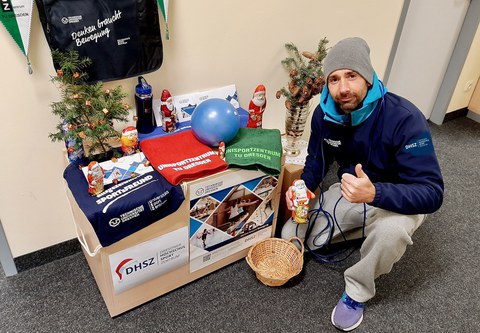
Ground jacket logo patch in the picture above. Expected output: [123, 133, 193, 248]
[324, 138, 341, 148]
[404, 135, 433, 156]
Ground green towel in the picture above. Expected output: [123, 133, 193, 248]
[225, 128, 282, 176]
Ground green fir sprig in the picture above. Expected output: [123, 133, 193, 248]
[276, 38, 329, 109]
[48, 49, 130, 158]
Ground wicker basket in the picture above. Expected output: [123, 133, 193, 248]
[246, 237, 304, 287]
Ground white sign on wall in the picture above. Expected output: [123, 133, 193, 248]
[109, 227, 188, 294]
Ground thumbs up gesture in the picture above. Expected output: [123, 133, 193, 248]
[341, 164, 376, 203]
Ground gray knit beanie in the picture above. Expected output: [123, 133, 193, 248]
[323, 37, 374, 84]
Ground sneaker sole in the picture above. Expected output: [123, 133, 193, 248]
[331, 305, 364, 332]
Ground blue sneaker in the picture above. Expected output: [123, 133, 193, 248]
[331, 292, 365, 331]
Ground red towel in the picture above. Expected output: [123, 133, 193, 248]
[140, 130, 228, 185]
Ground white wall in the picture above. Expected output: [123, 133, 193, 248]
[447, 24, 480, 112]
[386, 0, 470, 118]
[0, 0, 403, 257]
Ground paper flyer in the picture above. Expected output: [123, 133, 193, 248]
[81, 152, 153, 185]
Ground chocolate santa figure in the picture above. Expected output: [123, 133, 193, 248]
[247, 84, 267, 129]
[160, 89, 178, 133]
[290, 179, 314, 224]
[218, 141, 225, 160]
[121, 126, 139, 155]
[87, 161, 105, 196]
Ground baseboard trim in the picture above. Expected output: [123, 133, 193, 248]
[14, 239, 81, 273]
[444, 108, 468, 122]
[467, 110, 480, 123]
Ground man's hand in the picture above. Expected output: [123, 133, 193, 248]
[341, 164, 375, 203]
[285, 186, 316, 210]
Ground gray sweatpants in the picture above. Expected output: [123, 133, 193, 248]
[281, 183, 426, 303]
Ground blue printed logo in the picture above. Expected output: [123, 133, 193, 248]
[404, 133, 433, 156]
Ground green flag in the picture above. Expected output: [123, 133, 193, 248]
[157, 0, 169, 40]
[0, 0, 34, 73]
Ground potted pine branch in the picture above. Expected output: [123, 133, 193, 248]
[48, 49, 130, 161]
[276, 38, 329, 156]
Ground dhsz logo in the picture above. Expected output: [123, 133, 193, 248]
[403, 135, 433, 156]
[115, 257, 156, 281]
[195, 188, 205, 196]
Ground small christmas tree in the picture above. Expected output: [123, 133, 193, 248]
[48, 49, 130, 158]
[276, 38, 329, 109]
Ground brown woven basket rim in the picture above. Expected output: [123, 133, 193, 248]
[246, 237, 304, 284]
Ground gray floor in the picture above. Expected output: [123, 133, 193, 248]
[1, 116, 479, 333]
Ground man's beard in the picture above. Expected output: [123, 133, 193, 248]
[335, 94, 361, 113]
[252, 96, 265, 107]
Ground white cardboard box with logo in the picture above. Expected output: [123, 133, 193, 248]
[66, 166, 283, 317]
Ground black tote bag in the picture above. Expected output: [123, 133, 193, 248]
[36, 0, 163, 82]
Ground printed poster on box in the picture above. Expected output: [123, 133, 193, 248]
[188, 169, 279, 272]
[109, 227, 188, 294]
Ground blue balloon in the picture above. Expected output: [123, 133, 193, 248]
[191, 98, 240, 147]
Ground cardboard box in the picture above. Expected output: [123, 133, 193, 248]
[151, 84, 243, 130]
[66, 167, 283, 317]
[171, 84, 240, 123]
[137, 107, 250, 142]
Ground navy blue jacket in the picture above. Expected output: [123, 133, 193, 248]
[302, 92, 444, 215]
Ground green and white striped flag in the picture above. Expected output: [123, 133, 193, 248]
[157, 0, 169, 40]
[0, 0, 34, 73]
